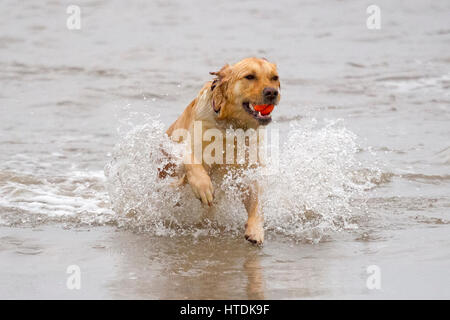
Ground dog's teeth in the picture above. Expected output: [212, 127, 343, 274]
[258, 111, 261, 116]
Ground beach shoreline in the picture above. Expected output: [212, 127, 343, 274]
[1, 223, 449, 299]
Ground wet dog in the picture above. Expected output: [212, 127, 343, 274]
[165, 57, 281, 244]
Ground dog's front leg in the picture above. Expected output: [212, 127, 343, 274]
[243, 182, 264, 245]
[185, 163, 214, 206]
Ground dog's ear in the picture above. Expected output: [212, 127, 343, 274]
[210, 64, 232, 113]
[210, 64, 231, 81]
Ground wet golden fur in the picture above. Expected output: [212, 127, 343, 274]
[166, 57, 280, 244]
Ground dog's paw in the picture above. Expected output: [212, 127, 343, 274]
[244, 219, 264, 245]
[190, 176, 214, 206]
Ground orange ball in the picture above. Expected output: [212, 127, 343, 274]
[253, 104, 274, 115]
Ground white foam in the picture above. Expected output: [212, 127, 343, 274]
[0, 168, 112, 218]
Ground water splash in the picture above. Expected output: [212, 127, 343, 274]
[105, 112, 373, 242]
[261, 119, 366, 242]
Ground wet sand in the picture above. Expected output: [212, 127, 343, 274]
[1, 224, 449, 299]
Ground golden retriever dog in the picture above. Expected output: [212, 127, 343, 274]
[165, 57, 280, 244]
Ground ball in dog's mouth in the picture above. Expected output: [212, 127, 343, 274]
[242, 102, 274, 124]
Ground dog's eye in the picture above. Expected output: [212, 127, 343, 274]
[244, 74, 255, 80]
[272, 75, 279, 81]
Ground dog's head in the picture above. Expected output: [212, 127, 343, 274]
[210, 57, 280, 126]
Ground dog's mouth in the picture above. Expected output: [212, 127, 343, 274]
[242, 102, 275, 124]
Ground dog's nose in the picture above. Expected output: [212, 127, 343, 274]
[263, 87, 278, 102]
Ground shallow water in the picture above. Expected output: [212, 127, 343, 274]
[0, 0, 449, 299]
